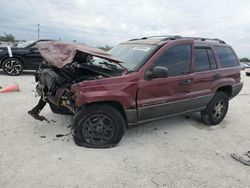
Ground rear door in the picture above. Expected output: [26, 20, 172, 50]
[190, 46, 218, 107]
[137, 42, 194, 121]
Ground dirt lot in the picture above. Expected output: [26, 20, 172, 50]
[0, 71, 249, 188]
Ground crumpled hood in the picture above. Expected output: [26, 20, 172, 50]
[36, 41, 122, 68]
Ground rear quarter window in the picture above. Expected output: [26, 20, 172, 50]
[215, 46, 238, 68]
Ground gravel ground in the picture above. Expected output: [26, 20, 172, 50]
[0, 71, 249, 188]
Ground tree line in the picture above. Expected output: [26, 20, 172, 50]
[240, 57, 250, 62]
[0, 33, 27, 46]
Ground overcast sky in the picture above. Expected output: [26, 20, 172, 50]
[0, 0, 249, 57]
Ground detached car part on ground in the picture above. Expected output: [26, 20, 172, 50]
[29, 37, 243, 148]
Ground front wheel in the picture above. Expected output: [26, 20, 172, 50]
[2, 58, 24, 76]
[71, 104, 126, 148]
[201, 91, 229, 125]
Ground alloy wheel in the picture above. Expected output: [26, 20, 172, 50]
[212, 100, 225, 119]
[3, 59, 23, 75]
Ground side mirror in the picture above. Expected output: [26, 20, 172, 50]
[145, 66, 168, 80]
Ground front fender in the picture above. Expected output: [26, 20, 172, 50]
[72, 81, 138, 109]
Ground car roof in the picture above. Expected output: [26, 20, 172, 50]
[123, 35, 229, 47]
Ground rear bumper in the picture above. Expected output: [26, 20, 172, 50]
[231, 82, 243, 99]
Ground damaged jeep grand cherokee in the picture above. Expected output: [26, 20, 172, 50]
[29, 36, 243, 148]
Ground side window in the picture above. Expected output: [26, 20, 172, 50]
[215, 46, 238, 68]
[154, 44, 191, 76]
[194, 48, 218, 72]
[194, 48, 210, 71]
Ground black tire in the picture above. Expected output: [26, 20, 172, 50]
[2, 58, 24, 76]
[246, 72, 250, 76]
[49, 102, 73, 115]
[71, 104, 126, 148]
[201, 91, 229, 125]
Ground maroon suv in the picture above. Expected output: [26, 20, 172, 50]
[29, 36, 243, 148]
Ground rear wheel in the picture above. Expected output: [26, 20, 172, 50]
[201, 91, 229, 125]
[2, 58, 24, 76]
[71, 104, 126, 148]
[49, 102, 73, 115]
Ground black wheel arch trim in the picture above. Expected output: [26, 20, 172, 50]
[230, 82, 243, 99]
[81, 100, 129, 126]
[215, 82, 243, 99]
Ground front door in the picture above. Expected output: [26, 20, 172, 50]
[137, 42, 194, 121]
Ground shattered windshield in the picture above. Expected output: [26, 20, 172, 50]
[89, 56, 125, 72]
[108, 43, 158, 71]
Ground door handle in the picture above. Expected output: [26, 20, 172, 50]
[213, 74, 221, 80]
[179, 79, 192, 85]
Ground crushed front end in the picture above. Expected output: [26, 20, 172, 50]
[28, 41, 125, 120]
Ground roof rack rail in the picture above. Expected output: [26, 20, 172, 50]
[128, 35, 226, 44]
[140, 35, 182, 40]
[128, 35, 181, 42]
[181, 37, 226, 44]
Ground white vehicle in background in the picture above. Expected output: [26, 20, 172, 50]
[240, 62, 250, 76]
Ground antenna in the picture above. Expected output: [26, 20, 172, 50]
[37, 24, 40, 39]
